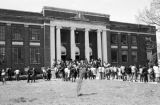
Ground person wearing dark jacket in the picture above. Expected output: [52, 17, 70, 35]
[27, 67, 32, 83]
[125, 66, 132, 81]
[47, 67, 52, 80]
[31, 68, 36, 83]
[143, 66, 148, 83]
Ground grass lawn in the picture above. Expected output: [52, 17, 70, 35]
[0, 79, 160, 105]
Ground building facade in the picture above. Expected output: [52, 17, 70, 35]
[0, 6, 157, 72]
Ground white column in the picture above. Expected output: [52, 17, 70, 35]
[50, 25, 55, 66]
[70, 27, 76, 61]
[85, 28, 90, 61]
[97, 29, 102, 60]
[102, 29, 108, 63]
[56, 26, 61, 61]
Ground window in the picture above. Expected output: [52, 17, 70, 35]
[145, 36, 152, 49]
[121, 51, 128, 62]
[111, 49, 118, 62]
[121, 33, 128, 45]
[131, 51, 137, 62]
[0, 47, 5, 65]
[12, 47, 24, 64]
[131, 36, 137, 45]
[30, 47, 40, 64]
[0, 26, 5, 40]
[111, 32, 118, 44]
[12, 26, 23, 40]
[30, 28, 40, 41]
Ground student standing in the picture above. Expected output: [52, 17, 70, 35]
[1, 69, 6, 85]
[14, 69, 20, 81]
[77, 65, 86, 96]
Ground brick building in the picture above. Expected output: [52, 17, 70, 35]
[0, 6, 157, 72]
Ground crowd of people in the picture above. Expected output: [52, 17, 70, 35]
[1, 59, 160, 85]
[51, 59, 160, 83]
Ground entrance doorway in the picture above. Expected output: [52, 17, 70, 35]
[75, 46, 80, 60]
[61, 46, 67, 61]
[89, 47, 93, 60]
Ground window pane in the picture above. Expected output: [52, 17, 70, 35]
[30, 47, 40, 64]
[12, 26, 23, 40]
[131, 51, 137, 62]
[121, 33, 128, 45]
[111, 32, 118, 44]
[131, 36, 137, 45]
[12, 47, 24, 64]
[0, 47, 5, 65]
[0, 26, 5, 40]
[30, 28, 40, 41]
[111, 49, 118, 62]
[121, 51, 128, 62]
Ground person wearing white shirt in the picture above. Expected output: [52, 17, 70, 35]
[101, 66, 105, 79]
[14, 69, 20, 81]
[64, 66, 70, 81]
[153, 65, 159, 82]
[91, 66, 96, 79]
[98, 66, 102, 80]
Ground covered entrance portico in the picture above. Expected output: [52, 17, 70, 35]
[50, 19, 109, 66]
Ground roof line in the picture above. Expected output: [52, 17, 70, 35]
[43, 6, 110, 18]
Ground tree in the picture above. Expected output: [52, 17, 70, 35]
[137, 0, 160, 28]
[137, 0, 159, 66]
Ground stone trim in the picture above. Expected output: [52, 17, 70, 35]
[110, 29, 155, 35]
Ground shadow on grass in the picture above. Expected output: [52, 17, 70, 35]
[78, 93, 97, 97]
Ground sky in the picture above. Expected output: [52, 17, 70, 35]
[1, 0, 159, 43]
[0, 0, 152, 24]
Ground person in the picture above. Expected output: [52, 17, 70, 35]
[47, 67, 51, 81]
[1, 69, 6, 85]
[126, 66, 132, 81]
[14, 69, 20, 81]
[118, 66, 122, 80]
[64, 66, 70, 81]
[139, 66, 144, 82]
[91, 66, 96, 79]
[131, 65, 137, 82]
[153, 65, 159, 83]
[77, 65, 86, 96]
[31, 67, 36, 83]
[121, 65, 126, 81]
[7, 68, 12, 81]
[143, 66, 148, 83]
[98, 65, 102, 80]
[42, 67, 47, 80]
[27, 67, 32, 83]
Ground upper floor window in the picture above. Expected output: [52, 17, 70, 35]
[145, 36, 153, 49]
[111, 32, 118, 45]
[131, 35, 137, 45]
[30, 28, 40, 41]
[12, 26, 23, 40]
[121, 33, 128, 45]
[0, 26, 5, 40]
